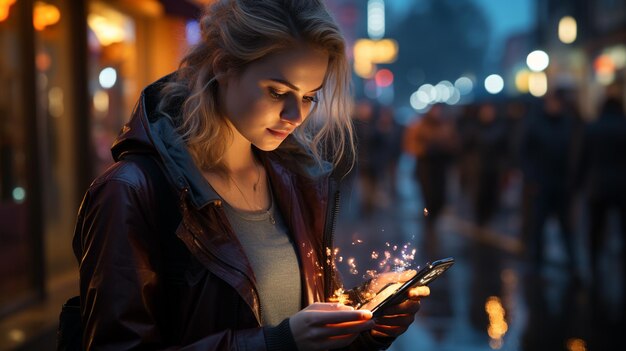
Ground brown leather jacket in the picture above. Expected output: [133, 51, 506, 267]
[72, 75, 391, 350]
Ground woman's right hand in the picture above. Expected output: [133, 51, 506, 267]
[289, 302, 375, 351]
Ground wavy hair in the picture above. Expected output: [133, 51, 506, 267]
[157, 0, 355, 173]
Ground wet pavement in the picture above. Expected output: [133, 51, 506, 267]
[334, 154, 624, 351]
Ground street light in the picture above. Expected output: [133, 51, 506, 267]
[484, 74, 504, 94]
[558, 16, 577, 44]
[526, 50, 550, 72]
[367, 0, 385, 40]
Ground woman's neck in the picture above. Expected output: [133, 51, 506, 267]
[203, 131, 270, 212]
[222, 129, 256, 173]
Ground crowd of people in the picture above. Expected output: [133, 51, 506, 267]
[353, 83, 626, 348]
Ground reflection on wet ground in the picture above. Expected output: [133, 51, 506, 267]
[335, 155, 624, 351]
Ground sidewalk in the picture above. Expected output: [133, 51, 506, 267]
[335, 154, 600, 351]
[0, 268, 78, 351]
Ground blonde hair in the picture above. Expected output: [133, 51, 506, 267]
[158, 0, 355, 173]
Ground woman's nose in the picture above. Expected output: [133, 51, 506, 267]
[280, 97, 305, 126]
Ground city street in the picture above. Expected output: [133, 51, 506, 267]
[334, 154, 623, 351]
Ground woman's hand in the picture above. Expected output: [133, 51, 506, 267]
[289, 302, 375, 351]
[356, 270, 431, 338]
[370, 285, 430, 338]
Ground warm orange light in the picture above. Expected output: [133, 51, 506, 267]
[485, 296, 508, 346]
[354, 59, 375, 79]
[353, 39, 398, 78]
[515, 69, 531, 93]
[36, 51, 52, 71]
[594, 54, 616, 85]
[33, 1, 61, 31]
[0, 0, 17, 22]
[594, 54, 615, 74]
[566, 338, 587, 351]
[87, 4, 131, 47]
[528, 72, 548, 97]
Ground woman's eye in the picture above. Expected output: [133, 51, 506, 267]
[303, 95, 319, 104]
[269, 89, 285, 99]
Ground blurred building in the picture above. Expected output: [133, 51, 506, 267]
[0, 0, 202, 348]
[535, 0, 626, 119]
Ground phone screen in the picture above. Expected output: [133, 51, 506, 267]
[359, 257, 454, 316]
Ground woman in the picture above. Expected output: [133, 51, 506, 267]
[73, 1, 429, 349]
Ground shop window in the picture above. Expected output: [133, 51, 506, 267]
[0, 0, 41, 315]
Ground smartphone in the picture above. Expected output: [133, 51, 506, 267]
[359, 257, 455, 316]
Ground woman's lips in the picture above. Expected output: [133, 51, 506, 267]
[267, 128, 291, 139]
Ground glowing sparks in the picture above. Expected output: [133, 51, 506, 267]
[347, 257, 358, 275]
[329, 288, 352, 305]
[334, 238, 418, 282]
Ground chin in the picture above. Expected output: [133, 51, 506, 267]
[254, 141, 283, 152]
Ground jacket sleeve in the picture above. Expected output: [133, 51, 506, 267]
[74, 177, 271, 350]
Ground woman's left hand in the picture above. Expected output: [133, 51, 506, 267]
[370, 285, 430, 338]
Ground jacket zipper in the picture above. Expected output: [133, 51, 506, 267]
[181, 191, 264, 326]
[323, 178, 340, 300]
[191, 236, 264, 325]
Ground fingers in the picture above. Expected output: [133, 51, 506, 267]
[290, 308, 376, 351]
[305, 310, 372, 325]
[292, 306, 372, 330]
[408, 286, 430, 299]
[378, 298, 421, 316]
[304, 302, 355, 311]
[372, 323, 411, 338]
[375, 313, 416, 328]
[314, 319, 376, 338]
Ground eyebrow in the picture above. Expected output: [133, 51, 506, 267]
[268, 78, 323, 93]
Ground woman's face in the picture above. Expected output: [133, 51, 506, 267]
[219, 45, 329, 151]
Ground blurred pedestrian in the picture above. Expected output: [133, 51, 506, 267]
[455, 103, 479, 197]
[375, 105, 403, 202]
[520, 89, 582, 276]
[578, 84, 626, 347]
[501, 97, 528, 212]
[403, 104, 459, 255]
[580, 85, 626, 279]
[353, 98, 378, 215]
[466, 101, 508, 227]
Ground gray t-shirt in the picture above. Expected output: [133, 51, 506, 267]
[222, 195, 302, 326]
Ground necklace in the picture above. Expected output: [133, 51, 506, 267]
[227, 164, 276, 225]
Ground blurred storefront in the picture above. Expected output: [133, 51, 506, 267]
[0, 0, 202, 348]
[536, 0, 626, 119]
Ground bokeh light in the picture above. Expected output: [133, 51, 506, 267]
[99, 67, 117, 89]
[484, 74, 504, 94]
[526, 50, 550, 72]
[558, 16, 577, 44]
